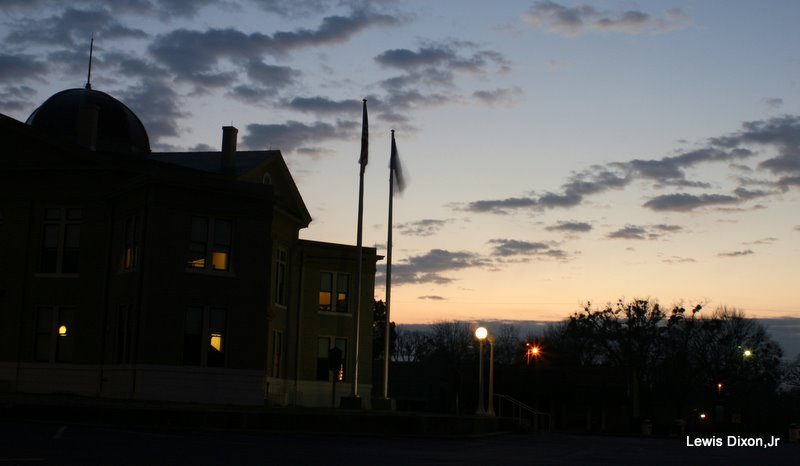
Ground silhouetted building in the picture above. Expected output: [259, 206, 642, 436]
[0, 86, 377, 406]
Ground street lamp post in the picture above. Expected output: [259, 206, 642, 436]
[475, 326, 488, 415]
[487, 334, 495, 417]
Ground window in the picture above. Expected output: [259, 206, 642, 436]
[35, 306, 75, 362]
[40, 208, 81, 274]
[274, 247, 288, 306]
[336, 275, 350, 313]
[319, 273, 332, 312]
[121, 216, 139, 270]
[319, 272, 350, 313]
[272, 331, 283, 377]
[183, 306, 226, 367]
[187, 217, 232, 271]
[316, 337, 347, 381]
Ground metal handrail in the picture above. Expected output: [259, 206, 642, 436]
[494, 393, 551, 431]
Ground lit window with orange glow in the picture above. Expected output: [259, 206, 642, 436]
[207, 308, 226, 367]
[121, 216, 138, 270]
[318, 272, 351, 313]
[335, 274, 349, 312]
[211, 251, 228, 270]
[34, 306, 75, 363]
[211, 219, 231, 271]
[210, 333, 222, 351]
[319, 272, 333, 312]
[184, 306, 226, 367]
[187, 217, 232, 272]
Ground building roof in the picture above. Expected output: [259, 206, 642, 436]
[26, 87, 150, 154]
[150, 151, 279, 177]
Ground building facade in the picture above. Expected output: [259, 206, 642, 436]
[0, 87, 377, 407]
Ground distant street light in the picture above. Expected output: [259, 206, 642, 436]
[475, 326, 488, 415]
[743, 349, 753, 358]
[525, 342, 541, 365]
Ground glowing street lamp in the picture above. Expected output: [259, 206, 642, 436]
[475, 326, 488, 415]
[742, 349, 753, 358]
[525, 342, 541, 365]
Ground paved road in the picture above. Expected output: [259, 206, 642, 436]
[1, 420, 797, 465]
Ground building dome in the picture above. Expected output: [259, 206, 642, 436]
[26, 88, 151, 154]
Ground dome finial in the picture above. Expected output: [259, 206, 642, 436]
[85, 34, 94, 90]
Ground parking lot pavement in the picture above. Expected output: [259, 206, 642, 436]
[1, 420, 797, 465]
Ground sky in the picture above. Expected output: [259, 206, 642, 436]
[2, 1, 799, 333]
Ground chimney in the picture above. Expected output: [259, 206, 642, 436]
[221, 126, 238, 175]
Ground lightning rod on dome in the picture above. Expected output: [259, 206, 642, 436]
[85, 34, 94, 90]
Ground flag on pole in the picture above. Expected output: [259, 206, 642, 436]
[359, 99, 368, 167]
[390, 130, 405, 193]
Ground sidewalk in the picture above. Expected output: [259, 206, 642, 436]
[0, 392, 503, 437]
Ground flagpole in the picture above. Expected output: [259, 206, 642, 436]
[382, 130, 395, 399]
[352, 99, 367, 400]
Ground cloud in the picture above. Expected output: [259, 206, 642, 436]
[103, 51, 170, 80]
[1, 0, 220, 18]
[763, 97, 783, 109]
[284, 96, 364, 116]
[778, 176, 800, 188]
[620, 147, 755, 188]
[228, 60, 300, 102]
[245, 60, 298, 87]
[718, 249, 755, 258]
[243, 119, 355, 153]
[712, 115, 800, 177]
[472, 87, 523, 106]
[463, 196, 538, 214]
[389, 249, 490, 285]
[488, 239, 568, 260]
[0, 85, 38, 112]
[607, 225, 648, 240]
[662, 256, 696, 264]
[375, 46, 457, 69]
[523, 2, 691, 36]
[607, 224, 682, 240]
[418, 295, 446, 301]
[0, 54, 50, 83]
[147, 0, 220, 18]
[644, 192, 743, 212]
[397, 219, 453, 237]
[5, 7, 148, 47]
[250, 0, 330, 18]
[149, 11, 399, 88]
[374, 41, 509, 121]
[545, 221, 592, 233]
[118, 78, 186, 145]
[375, 44, 508, 74]
[652, 224, 683, 233]
[463, 167, 628, 214]
[743, 237, 778, 245]
[465, 115, 799, 217]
